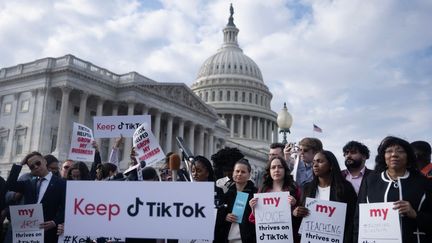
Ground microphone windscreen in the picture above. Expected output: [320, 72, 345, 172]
[140, 161, 146, 168]
[169, 153, 181, 171]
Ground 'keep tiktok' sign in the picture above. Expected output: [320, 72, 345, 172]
[254, 192, 294, 243]
[64, 181, 215, 240]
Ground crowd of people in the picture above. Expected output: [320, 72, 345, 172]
[0, 135, 431, 243]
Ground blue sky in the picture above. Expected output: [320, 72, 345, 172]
[0, 0, 431, 167]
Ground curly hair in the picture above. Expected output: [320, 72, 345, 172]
[342, 141, 370, 159]
[67, 162, 90, 180]
[261, 156, 296, 195]
[211, 147, 244, 179]
[375, 136, 417, 173]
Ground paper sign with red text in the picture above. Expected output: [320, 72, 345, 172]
[358, 202, 402, 243]
[93, 115, 151, 138]
[300, 198, 346, 243]
[133, 122, 165, 166]
[10, 204, 44, 243]
[64, 181, 214, 240]
[68, 122, 95, 162]
[254, 192, 293, 243]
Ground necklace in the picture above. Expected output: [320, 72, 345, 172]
[386, 170, 401, 188]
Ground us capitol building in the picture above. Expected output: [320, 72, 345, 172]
[0, 6, 278, 182]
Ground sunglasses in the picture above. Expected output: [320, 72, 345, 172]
[29, 161, 41, 170]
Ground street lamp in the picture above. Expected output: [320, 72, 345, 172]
[276, 102, 293, 144]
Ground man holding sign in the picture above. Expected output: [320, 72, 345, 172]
[6, 151, 66, 243]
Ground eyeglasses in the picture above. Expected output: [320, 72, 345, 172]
[268, 153, 279, 157]
[299, 148, 310, 153]
[29, 161, 41, 170]
[385, 149, 406, 155]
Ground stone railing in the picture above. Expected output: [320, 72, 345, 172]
[0, 54, 156, 84]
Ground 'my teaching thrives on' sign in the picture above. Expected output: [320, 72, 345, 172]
[73, 197, 206, 221]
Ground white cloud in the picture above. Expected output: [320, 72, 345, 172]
[0, 0, 431, 168]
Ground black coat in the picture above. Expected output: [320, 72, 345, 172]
[354, 170, 432, 243]
[215, 180, 257, 243]
[6, 164, 66, 243]
[301, 179, 357, 243]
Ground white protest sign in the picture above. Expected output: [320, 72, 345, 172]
[133, 122, 165, 166]
[58, 235, 92, 243]
[254, 192, 293, 243]
[68, 122, 95, 162]
[64, 181, 215, 240]
[300, 198, 346, 243]
[10, 204, 44, 243]
[93, 115, 151, 138]
[358, 202, 402, 243]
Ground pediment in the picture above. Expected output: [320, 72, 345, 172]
[138, 83, 219, 119]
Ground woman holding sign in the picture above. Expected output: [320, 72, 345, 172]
[354, 136, 432, 243]
[293, 150, 357, 243]
[215, 158, 257, 243]
[248, 156, 301, 242]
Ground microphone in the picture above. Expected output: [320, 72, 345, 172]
[169, 153, 181, 182]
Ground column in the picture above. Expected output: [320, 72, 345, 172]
[108, 103, 119, 150]
[6, 93, 19, 160]
[273, 122, 278, 143]
[198, 127, 205, 155]
[78, 91, 89, 124]
[249, 116, 253, 139]
[177, 118, 184, 139]
[165, 114, 173, 152]
[142, 105, 149, 115]
[240, 115, 244, 138]
[95, 97, 105, 147]
[55, 86, 71, 157]
[267, 121, 272, 142]
[122, 102, 135, 165]
[264, 119, 268, 142]
[176, 118, 185, 154]
[230, 114, 234, 138]
[188, 123, 195, 154]
[25, 90, 38, 153]
[154, 110, 161, 142]
[257, 117, 261, 140]
[208, 130, 214, 157]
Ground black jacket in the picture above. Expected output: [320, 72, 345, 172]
[6, 164, 66, 243]
[354, 170, 432, 243]
[215, 180, 257, 243]
[301, 179, 357, 243]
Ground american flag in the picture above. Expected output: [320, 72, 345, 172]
[313, 124, 323, 133]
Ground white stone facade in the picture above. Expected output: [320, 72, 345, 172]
[0, 55, 229, 176]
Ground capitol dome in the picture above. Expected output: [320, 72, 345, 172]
[191, 4, 278, 149]
[196, 46, 263, 82]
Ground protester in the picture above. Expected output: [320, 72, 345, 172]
[215, 158, 257, 243]
[249, 156, 301, 243]
[60, 159, 74, 179]
[192, 155, 215, 182]
[411, 140, 432, 179]
[293, 150, 357, 243]
[284, 137, 323, 187]
[212, 147, 244, 193]
[268, 142, 285, 160]
[6, 151, 66, 243]
[354, 136, 432, 243]
[341, 141, 372, 194]
[67, 161, 91, 180]
[44, 154, 60, 177]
